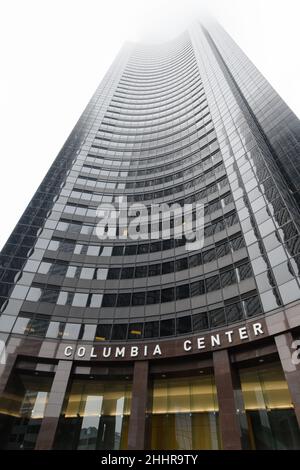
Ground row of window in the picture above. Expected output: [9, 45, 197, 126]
[127, 46, 193, 69]
[96, 106, 209, 146]
[118, 62, 199, 92]
[124, 51, 195, 71]
[85, 130, 215, 171]
[81, 145, 219, 186]
[76, 162, 224, 197]
[56, 188, 231, 233]
[100, 101, 209, 134]
[83, 148, 219, 181]
[103, 93, 205, 128]
[124, 48, 195, 78]
[94, 124, 213, 156]
[74, 171, 228, 209]
[109, 82, 203, 115]
[29, 235, 245, 281]
[119, 64, 198, 89]
[106, 98, 203, 130]
[98, 111, 207, 144]
[111, 74, 201, 107]
[128, 41, 192, 61]
[91, 131, 217, 163]
[65, 177, 228, 219]
[125, 173, 227, 203]
[101, 108, 210, 157]
[86, 204, 232, 236]
[126, 50, 194, 77]
[119, 62, 198, 89]
[23, 261, 253, 308]
[1, 295, 261, 340]
[48, 212, 239, 257]
[113, 75, 201, 105]
[105, 93, 206, 130]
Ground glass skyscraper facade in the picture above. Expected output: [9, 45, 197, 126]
[0, 20, 300, 450]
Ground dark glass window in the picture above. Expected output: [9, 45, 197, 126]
[144, 321, 159, 338]
[285, 236, 300, 256]
[176, 316, 192, 334]
[132, 292, 146, 306]
[160, 318, 175, 337]
[238, 263, 253, 280]
[220, 269, 237, 287]
[210, 308, 226, 327]
[161, 287, 175, 302]
[137, 244, 149, 254]
[150, 241, 161, 252]
[175, 258, 188, 271]
[108, 268, 120, 279]
[50, 263, 68, 276]
[216, 243, 230, 258]
[175, 237, 185, 247]
[206, 275, 221, 292]
[231, 236, 245, 251]
[135, 265, 148, 278]
[60, 241, 75, 253]
[148, 263, 161, 276]
[244, 296, 262, 317]
[40, 289, 59, 304]
[146, 290, 160, 304]
[203, 248, 216, 263]
[111, 323, 128, 340]
[192, 312, 209, 331]
[204, 225, 214, 237]
[189, 253, 202, 267]
[124, 245, 136, 256]
[121, 267, 134, 279]
[190, 280, 205, 296]
[27, 318, 49, 337]
[176, 284, 190, 300]
[225, 302, 243, 323]
[117, 293, 131, 307]
[95, 324, 111, 341]
[162, 261, 174, 275]
[112, 246, 124, 256]
[281, 222, 298, 242]
[102, 293, 116, 307]
[214, 219, 225, 233]
[162, 239, 173, 251]
[128, 323, 143, 339]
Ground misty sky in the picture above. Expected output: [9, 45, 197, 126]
[0, 0, 299, 250]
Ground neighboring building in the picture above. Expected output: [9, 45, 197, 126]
[0, 19, 300, 450]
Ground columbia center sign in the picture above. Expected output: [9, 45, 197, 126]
[62, 321, 266, 361]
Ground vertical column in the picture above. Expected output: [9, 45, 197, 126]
[275, 332, 300, 427]
[213, 349, 242, 450]
[35, 360, 72, 450]
[127, 360, 149, 450]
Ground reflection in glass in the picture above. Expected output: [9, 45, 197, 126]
[239, 361, 300, 449]
[0, 372, 52, 449]
[150, 374, 221, 450]
[53, 378, 132, 450]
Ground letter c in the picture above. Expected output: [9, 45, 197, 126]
[64, 346, 73, 357]
[184, 340, 192, 351]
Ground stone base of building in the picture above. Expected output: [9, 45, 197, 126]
[1, 310, 300, 450]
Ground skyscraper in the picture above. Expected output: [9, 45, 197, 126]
[0, 19, 300, 450]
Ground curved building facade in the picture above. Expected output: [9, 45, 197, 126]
[1, 20, 300, 450]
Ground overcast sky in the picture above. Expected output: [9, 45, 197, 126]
[0, 0, 299, 250]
